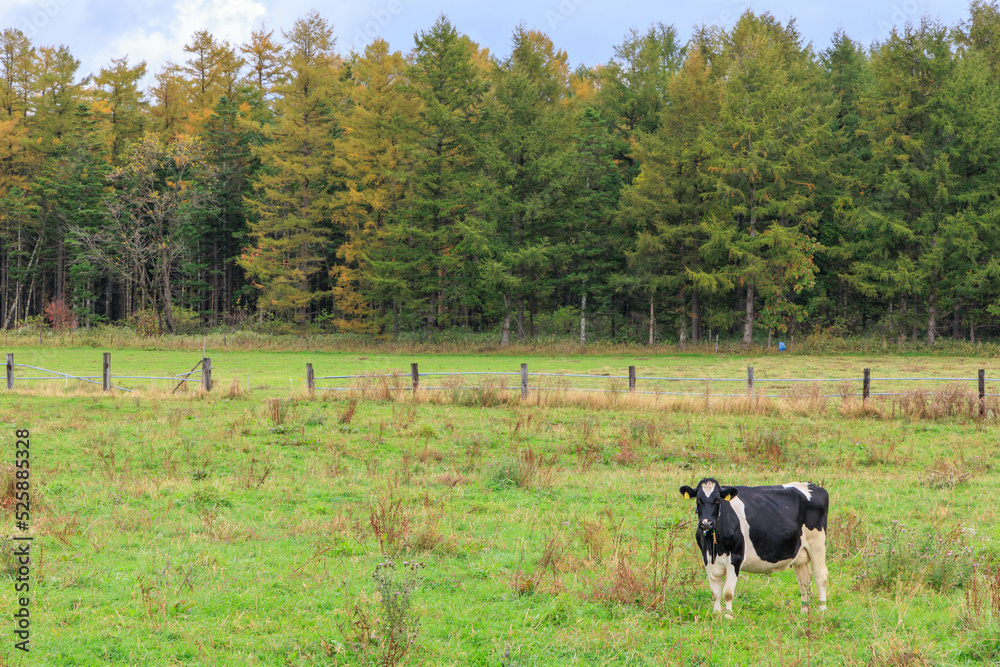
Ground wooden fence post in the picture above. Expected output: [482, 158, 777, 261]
[202, 357, 212, 392]
[979, 369, 986, 417]
[863, 368, 871, 404]
[6, 353, 12, 390]
[411, 362, 420, 394]
[306, 363, 315, 395]
[746, 367, 754, 398]
[628, 366, 636, 393]
[521, 363, 529, 399]
[103, 353, 111, 392]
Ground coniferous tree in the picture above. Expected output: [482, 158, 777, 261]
[91, 56, 147, 162]
[240, 11, 340, 324]
[330, 39, 417, 332]
[480, 26, 573, 343]
[846, 20, 957, 343]
[696, 11, 827, 345]
[370, 17, 488, 334]
[616, 47, 718, 344]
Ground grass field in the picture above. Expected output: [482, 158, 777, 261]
[3, 347, 1000, 665]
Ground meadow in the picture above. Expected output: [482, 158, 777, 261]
[2, 344, 1000, 665]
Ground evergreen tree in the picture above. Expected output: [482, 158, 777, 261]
[480, 26, 573, 343]
[562, 106, 621, 344]
[201, 95, 261, 324]
[35, 102, 110, 321]
[814, 31, 873, 333]
[616, 47, 718, 344]
[846, 20, 958, 343]
[369, 16, 489, 334]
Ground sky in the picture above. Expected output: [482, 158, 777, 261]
[0, 0, 976, 86]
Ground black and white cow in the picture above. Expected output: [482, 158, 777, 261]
[679, 478, 829, 618]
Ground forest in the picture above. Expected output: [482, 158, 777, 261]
[3, 2, 1000, 345]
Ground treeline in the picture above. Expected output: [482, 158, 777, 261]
[3, 4, 1000, 344]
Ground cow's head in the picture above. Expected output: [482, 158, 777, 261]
[679, 479, 738, 536]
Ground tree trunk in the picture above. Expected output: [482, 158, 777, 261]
[501, 294, 511, 347]
[743, 284, 755, 345]
[162, 248, 175, 334]
[579, 292, 586, 346]
[649, 295, 655, 345]
[56, 236, 65, 302]
[516, 298, 525, 342]
[691, 291, 700, 344]
[926, 295, 936, 346]
[952, 304, 961, 340]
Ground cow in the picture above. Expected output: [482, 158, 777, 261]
[678, 478, 829, 618]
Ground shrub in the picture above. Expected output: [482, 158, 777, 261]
[131, 309, 160, 337]
[43, 298, 78, 330]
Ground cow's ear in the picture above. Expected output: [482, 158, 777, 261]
[721, 487, 738, 501]
[679, 486, 696, 500]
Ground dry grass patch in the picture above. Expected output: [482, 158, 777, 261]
[0, 464, 15, 512]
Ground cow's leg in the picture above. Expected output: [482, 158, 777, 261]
[803, 528, 828, 611]
[722, 561, 739, 619]
[706, 561, 725, 614]
[793, 562, 812, 613]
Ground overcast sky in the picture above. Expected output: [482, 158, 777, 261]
[1, 0, 975, 85]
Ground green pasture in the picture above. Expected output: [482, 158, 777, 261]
[2, 350, 1000, 665]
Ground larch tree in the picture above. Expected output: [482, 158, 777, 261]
[616, 47, 718, 345]
[598, 23, 684, 186]
[847, 20, 958, 343]
[240, 11, 340, 324]
[697, 11, 827, 345]
[329, 38, 417, 333]
[91, 56, 147, 162]
[480, 26, 573, 344]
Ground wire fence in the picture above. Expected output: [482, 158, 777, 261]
[5, 353, 998, 412]
[4, 352, 204, 394]
[309, 362, 1000, 412]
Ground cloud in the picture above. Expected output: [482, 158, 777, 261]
[102, 0, 265, 81]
